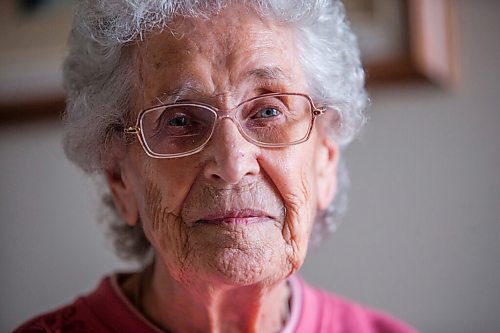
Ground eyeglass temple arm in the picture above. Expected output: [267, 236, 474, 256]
[312, 107, 326, 116]
[124, 126, 140, 134]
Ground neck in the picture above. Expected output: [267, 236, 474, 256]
[133, 261, 291, 333]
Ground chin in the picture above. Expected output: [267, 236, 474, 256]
[186, 245, 291, 288]
[157, 222, 299, 288]
[215, 248, 278, 286]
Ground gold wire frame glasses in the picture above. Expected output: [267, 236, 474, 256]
[124, 92, 325, 158]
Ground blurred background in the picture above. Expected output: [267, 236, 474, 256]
[1, 0, 499, 332]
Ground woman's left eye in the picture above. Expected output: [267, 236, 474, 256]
[254, 108, 281, 118]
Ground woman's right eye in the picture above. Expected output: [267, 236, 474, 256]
[168, 116, 190, 126]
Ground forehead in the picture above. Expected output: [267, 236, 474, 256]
[131, 5, 306, 109]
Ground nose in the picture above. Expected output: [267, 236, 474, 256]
[202, 117, 260, 184]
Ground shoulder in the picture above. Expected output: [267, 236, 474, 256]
[13, 273, 154, 333]
[13, 277, 117, 333]
[293, 276, 419, 333]
[13, 299, 100, 333]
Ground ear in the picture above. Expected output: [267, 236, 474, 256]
[315, 135, 340, 210]
[104, 162, 139, 227]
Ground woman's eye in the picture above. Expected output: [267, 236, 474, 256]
[254, 108, 281, 119]
[168, 116, 190, 126]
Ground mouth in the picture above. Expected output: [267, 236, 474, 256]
[196, 209, 274, 225]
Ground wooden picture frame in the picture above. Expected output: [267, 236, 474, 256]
[346, 0, 458, 86]
[0, 1, 75, 122]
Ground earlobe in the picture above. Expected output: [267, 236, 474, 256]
[315, 136, 339, 210]
[104, 164, 139, 227]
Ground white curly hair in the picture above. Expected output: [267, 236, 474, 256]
[62, 0, 368, 262]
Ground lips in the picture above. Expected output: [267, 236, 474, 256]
[196, 209, 273, 225]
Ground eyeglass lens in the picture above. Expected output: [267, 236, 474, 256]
[140, 94, 313, 156]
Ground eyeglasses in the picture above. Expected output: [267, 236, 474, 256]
[124, 92, 325, 158]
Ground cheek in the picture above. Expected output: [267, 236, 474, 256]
[133, 158, 203, 276]
[259, 143, 319, 268]
[141, 180, 194, 281]
[136, 157, 203, 214]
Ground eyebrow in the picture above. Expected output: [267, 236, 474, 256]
[246, 66, 291, 82]
[152, 81, 204, 105]
[151, 66, 291, 106]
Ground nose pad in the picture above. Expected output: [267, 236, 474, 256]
[218, 114, 239, 129]
[202, 116, 260, 184]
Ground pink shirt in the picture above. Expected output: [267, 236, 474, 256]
[15, 273, 418, 333]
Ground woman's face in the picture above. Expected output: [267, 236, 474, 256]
[108, 6, 339, 288]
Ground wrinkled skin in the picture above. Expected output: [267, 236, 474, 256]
[106, 4, 339, 333]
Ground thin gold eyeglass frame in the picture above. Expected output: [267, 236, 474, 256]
[124, 92, 326, 159]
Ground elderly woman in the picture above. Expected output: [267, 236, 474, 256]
[16, 0, 417, 332]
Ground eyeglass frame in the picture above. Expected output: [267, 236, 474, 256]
[124, 92, 326, 159]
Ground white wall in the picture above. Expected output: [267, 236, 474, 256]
[1, 1, 499, 332]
